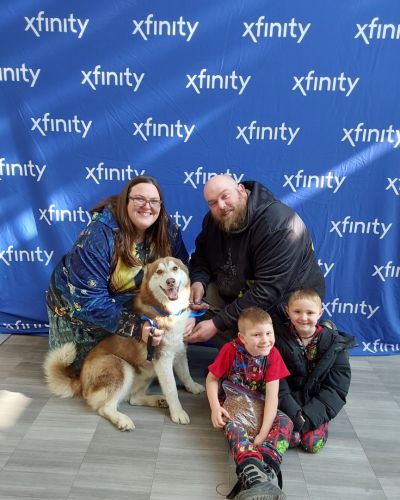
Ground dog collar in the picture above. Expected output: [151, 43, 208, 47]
[151, 306, 188, 317]
[150, 306, 207, 318]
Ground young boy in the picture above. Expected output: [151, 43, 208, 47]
[276, 289, 356, 453]
[206, 307, 292, 500]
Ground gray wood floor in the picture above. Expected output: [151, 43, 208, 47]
[0, 334, 399, 500]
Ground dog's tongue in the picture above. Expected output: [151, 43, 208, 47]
[166, 287, 179, 300]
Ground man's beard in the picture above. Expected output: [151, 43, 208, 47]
[215, 200, 248, 233]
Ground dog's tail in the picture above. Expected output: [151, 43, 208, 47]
[43, 342, 82, 398]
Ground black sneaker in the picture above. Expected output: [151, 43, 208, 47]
[235, 458, 286, 500]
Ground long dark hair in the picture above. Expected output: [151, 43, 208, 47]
[91, 176, 171, 267]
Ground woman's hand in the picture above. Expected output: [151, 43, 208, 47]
[141, 321, 164, 346]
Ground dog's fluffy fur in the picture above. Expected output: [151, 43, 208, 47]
[43, 257, 205, 431]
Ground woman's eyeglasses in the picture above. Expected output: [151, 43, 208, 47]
[128, 196, 162, 208]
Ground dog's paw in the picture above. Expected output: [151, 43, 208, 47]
[115, 414, 135, 431]
[157, 398, 169, 408]
[170, 409, 190, 425]
[129, 394, 169, 408]
[186, 382, 206, 395]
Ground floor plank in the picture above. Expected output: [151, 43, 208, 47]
[0, 336, 399, 499]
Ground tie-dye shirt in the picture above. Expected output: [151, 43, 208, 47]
[208, 339, 289, 397]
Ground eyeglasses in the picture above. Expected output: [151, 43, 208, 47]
[128, 196, 162, 208]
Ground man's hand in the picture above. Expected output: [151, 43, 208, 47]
[188, 319, 217, 343]
[141, 321, 164, 346]
[189, 282, 205, 311]
[183, 316, 196, 339]
[210, 405, 230, 428]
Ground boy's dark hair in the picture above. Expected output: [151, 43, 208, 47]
[287, 288, 322, 308]
[238, 307, 272, 331]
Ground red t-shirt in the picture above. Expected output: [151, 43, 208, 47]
[209, 339, 289, 393]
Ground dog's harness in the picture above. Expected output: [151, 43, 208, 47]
[140, 307, 207, 362]
[140, 315, 158, 362]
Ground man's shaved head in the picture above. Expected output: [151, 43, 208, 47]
[203, 174, 248, 232]
[204, 174, 238, 197]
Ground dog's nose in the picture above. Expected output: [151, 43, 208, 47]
[166, 278, 176, 287]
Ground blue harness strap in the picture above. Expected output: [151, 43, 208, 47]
[140, 307, 207, 361]
[140, 315, 157, 361]
[189, 309, 207, 319]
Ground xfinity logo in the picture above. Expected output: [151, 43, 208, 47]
[31, 113, 92, 138]
[186, 69, 251, 95]
[170, 211, 192, 231]
[355, 17, 400, 45]
[330, 216, 392, 239]
[372, 261, 400, 282]
[317, 259, 335, 278]
[0, 245, 53, 266]
[362, 339, 400, 354]
[283, 170, 346, 193]
[386, 178, 400, 195]
[25, 11, 89, 38]
[3, 320, 49, 330]
[184, 167, 244, 189]
[341, 123, 400, 148]
[0, 157, 46, 182]
[323, 298, 379, 319]
[85, 163, 145, 185]
[81, 65, 145, 92]
[292, 70, 359, 97]
[133, 117, 195, 143]
[243, 17, 311, 44]
[132, 14, 198, 42]
[0, 64, 40, 87]
[39, 205, 91, 226]
[236, 121, 300, 145]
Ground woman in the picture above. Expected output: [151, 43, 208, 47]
[47, 176, 189, 368]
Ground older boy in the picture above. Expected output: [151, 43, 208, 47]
[277, 289, 356, 453]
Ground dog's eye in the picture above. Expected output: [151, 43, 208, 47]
[156, 270, 163, 275]
[172, 266, 178, 271]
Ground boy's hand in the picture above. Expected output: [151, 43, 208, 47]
[253, 433, 266, 447]
[211, 405, 230, 428]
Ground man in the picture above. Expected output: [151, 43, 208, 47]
[188, 174, 325, 347]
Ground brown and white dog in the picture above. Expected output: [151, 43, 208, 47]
[43, 257, 205, 431]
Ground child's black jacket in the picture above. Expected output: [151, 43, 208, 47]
[276, 326, 356, 430]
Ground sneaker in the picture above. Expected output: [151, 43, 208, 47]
[235, 458, 286, 500]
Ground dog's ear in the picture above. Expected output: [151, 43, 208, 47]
[143, 258, 161, 279]
[142, 261, 152, 278]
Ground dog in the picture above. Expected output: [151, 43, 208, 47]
[43, 257, 205, 431]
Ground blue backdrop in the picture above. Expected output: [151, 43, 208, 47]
[1, 1, 399, 356]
